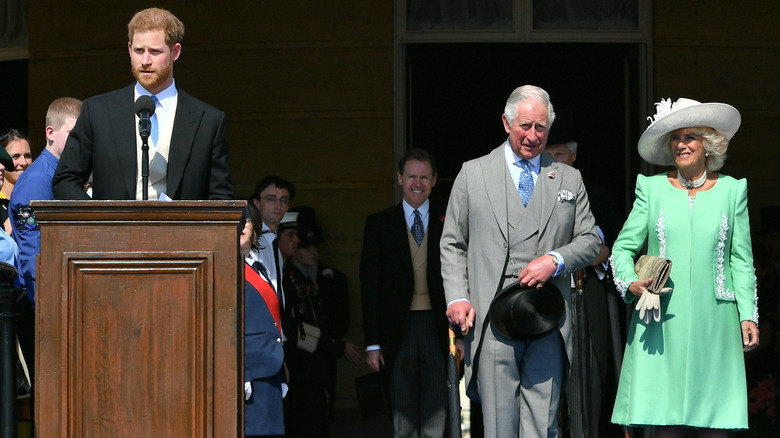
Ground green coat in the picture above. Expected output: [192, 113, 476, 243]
[610, 173, 757, 429]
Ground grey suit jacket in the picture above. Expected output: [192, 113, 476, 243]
[440, 143, 600, 387]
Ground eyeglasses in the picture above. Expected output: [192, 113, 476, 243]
[259, 195, 289, 206]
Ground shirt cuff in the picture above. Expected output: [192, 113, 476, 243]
[548, 251, 565, 277]
[365, 344, 381, 352]
[447, 297, 471, 307]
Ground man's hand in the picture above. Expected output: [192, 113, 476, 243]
[518, 255, 557, 287]
[366, 349, 384, 372]
[447, 301, 475, 333]
[742, 320, 760, 352]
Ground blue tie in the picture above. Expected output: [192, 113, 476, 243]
[412, 209, 424, 246]
[150, 95, 159, 146]
[518, 159, 534, 206]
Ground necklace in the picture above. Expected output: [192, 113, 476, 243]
[678, 169, 707, 189]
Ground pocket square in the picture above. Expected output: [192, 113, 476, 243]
[557, 190, 575, 202]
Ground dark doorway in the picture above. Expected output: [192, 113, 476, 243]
[406, 42, 643, 232]
[0, 59, 29, 134]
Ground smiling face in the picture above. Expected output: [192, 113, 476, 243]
[502, 100, 550, 160]
[670, 128, 707, 175]
[4, 138, 32, 185]
[129, 29, 181, 95]
[397, 159, 437, 209]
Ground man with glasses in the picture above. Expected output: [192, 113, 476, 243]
[247, 176, 296, 332]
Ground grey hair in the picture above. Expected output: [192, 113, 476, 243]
[663, 126, 728, 171]
[503, 85, 556, 127]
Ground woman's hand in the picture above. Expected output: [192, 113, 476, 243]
[741, 321, 759, 352]
[628, 278, 652, 298]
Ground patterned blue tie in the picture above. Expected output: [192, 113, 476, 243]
[518, 159, 534, 206]
[150, 95, 159, 146]
[412, 209, 424, 246]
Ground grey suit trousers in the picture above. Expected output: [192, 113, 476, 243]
[477, 326, 565, 438]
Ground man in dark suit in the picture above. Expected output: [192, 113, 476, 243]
[52, 7, 233, 201]
[360, 148, 449, 437]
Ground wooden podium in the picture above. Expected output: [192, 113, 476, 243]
[32, 200, 245, 438]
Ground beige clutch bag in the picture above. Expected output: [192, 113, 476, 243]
[634, 255, 672, 293]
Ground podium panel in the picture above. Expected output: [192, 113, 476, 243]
[32, 201, 245, 438]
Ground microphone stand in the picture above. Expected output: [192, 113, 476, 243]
[141, 136, 149, 201]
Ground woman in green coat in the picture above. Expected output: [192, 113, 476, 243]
[610, 98, 760, 437]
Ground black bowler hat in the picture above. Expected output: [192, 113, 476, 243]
[489, 281, 565, 340]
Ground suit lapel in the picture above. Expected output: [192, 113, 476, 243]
[392, 204, 414, 276]
[110, 84, 139, 198]
[481, 145, 509, 242]
[167, 90, 203, 198]
[535, 154, 563, 232]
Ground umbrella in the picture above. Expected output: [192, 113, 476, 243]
[575, 270, 592, 438]
[447, 325, 463, 438]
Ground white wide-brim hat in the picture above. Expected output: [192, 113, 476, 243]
[638, 98, 741, 166]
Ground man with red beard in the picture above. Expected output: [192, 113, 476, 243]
[52, 7, 233, 201]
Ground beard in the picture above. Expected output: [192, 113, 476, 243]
[131, 60, 173, 93]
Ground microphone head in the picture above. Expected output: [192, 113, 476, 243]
[134, 95, 156, 116]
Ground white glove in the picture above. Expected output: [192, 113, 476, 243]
[635, 287, 672, 324]
[244, 381, 252, 401]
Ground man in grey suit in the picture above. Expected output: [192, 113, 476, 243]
[441, 85, 600, 437]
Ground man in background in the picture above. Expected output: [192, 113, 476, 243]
[11, 97, 82, 304]
[360, 148, 449, 437]
[10, 97, 82, 432]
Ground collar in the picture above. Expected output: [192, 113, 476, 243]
[134, 79, 178, 110]
[504, 140, 541, 172]
[402, 198, 430, 218]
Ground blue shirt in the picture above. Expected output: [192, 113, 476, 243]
[9, 148, 59, 303]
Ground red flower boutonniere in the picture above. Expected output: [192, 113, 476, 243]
[439, 215, 446, 222]
[547, 171, 556, 179]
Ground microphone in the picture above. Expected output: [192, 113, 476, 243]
[134, 95, 156, 141]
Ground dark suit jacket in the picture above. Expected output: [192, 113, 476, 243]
[359, 202, 448, 373]
[52, 83, 233, 200]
